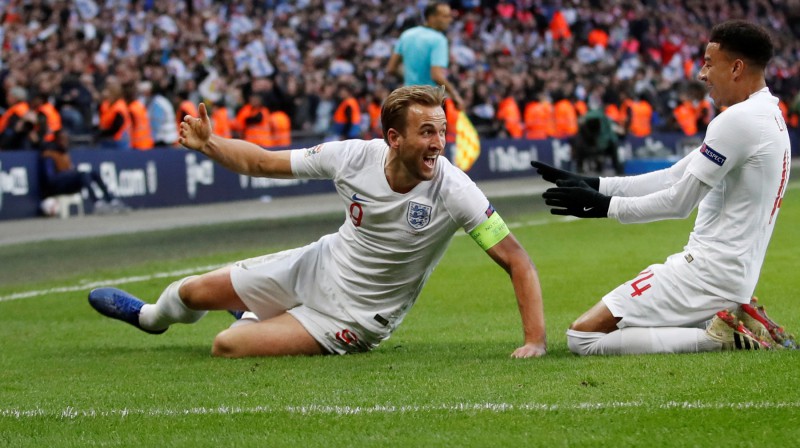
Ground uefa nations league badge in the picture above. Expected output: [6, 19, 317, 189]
[407, 201, 432, 230]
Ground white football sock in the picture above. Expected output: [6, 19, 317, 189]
[567, 327, 722, 355]
[139, 276, 208, 331]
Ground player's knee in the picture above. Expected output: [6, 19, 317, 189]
[211, 330, 240, 358]
[566, 329, 601, 356]
[178, 276, 206, 310]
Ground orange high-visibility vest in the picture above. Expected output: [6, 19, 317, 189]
[333, 97, 361, 128]
[37, 102, 62, 142]
[99, 99, 131, 142]
[524, 101, 553, 140]
[236, 104, 271, 147]
[496, 97, 523, 138]
[673, 101, 698, 136]
[604, 104, 621, 126]
[587, 28, 608, 48]
[269, 110, 291, 147]
[628, 100, 653, 137]
[128, 99, 154, 150]
[0, 102, 30, 133]
[552, 99, 578, 138]
[211, 106, 232, 139]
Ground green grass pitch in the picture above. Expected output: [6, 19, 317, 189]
[2, 187, 800, 447]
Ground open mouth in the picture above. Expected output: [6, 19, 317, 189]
[424, 155, 437, 169]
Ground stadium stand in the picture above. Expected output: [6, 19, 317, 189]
[0, 0, 798, 151]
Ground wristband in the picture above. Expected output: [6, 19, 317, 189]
[469, 211, 510, 250]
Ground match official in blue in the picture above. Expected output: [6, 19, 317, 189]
[386, 2, 464, 110]
[88, 85, 546, 358]
[535, 20, 793, 354]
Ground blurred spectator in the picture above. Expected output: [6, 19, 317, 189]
[210, 100, 233, 139]
[235, 90, 271, 147]
[125, 84, 154, 151]
[39, 130, 130, 215]
[30, 91, 63, 148]
[0, 86, 34, 150]
[97, 77, 131, 150]
[140, 82, 179, 147]
[495, 88, 523, 139]
[571, 107, 622, 175]
[269, 108, 292, 147]
[330, 82, 362, 140]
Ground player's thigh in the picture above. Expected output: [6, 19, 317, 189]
[602, 264, 734, 328]
[181, 266, 246, 311]
[212, 312, 326, 358]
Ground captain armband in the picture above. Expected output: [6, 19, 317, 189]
[468, 211, 510, 251]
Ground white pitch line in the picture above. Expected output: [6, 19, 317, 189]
[0, 264, 226, 303]
[3, 401, 800, 419]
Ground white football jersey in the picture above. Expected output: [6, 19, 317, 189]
[290, 139, 490, 335]
[684, 87, 791, 301]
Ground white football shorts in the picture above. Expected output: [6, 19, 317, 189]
[229, 238, 383, 355]
[602, 251, 739, 329]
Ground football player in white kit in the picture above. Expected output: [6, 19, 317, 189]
[88, 85, 547, 359]
[533, 20, 792, 355]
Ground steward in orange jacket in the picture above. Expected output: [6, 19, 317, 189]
[235, 93, 271, 147]
[98, 77, 131, 149]
[331, 84, 362, 140]
[128, 98, 154, 150]
[269, 110, 291, 147]
[30, 92, 62, 146]
[0, 86, 33, 149]
[496, 95, 523, 138]
[673, 99, 699, 136]
[524, 95, 553, 140]
[552, 97, 578, 139]
[627, 98, 653, 137]
[211, 104, 232, 139]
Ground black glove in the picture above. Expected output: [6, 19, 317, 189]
[542, 179, 611, 218]
[531, 161, 599, 190]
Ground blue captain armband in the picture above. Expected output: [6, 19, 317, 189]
[468, 211, 510, 251]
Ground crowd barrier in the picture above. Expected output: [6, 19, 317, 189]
[0, 132, 797, 221]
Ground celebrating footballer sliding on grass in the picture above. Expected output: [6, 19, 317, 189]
[88, 85, 547, 358]
[534, 20, 795, 355]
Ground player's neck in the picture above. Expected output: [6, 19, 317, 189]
[384, 155, 419, 194]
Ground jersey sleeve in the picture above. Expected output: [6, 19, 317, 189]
[687, 109, 754, 187]
[430, 35, 449, 68]
[438, 158, 490, 233]
[290, 141, 348, 180]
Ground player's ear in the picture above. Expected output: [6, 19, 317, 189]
[386, 128, 402, 149]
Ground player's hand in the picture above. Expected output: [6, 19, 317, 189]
[179, 102, 211, 151]
[511, 342, 546, 358]
[542, 179, 611, 218]
[531, 161, 599, 190]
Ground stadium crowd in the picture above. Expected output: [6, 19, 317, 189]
[1, 0, 799, 151]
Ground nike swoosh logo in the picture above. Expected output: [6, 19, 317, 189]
[351, 193, 371, 203]
[583, 207, 594, 212]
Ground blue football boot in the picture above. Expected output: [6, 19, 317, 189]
[88, 287, 166, 334]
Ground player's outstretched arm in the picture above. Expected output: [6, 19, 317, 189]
[179, 103, 294, 178]
[485, 234, 547, 358]
[531, 161, 599, 190]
